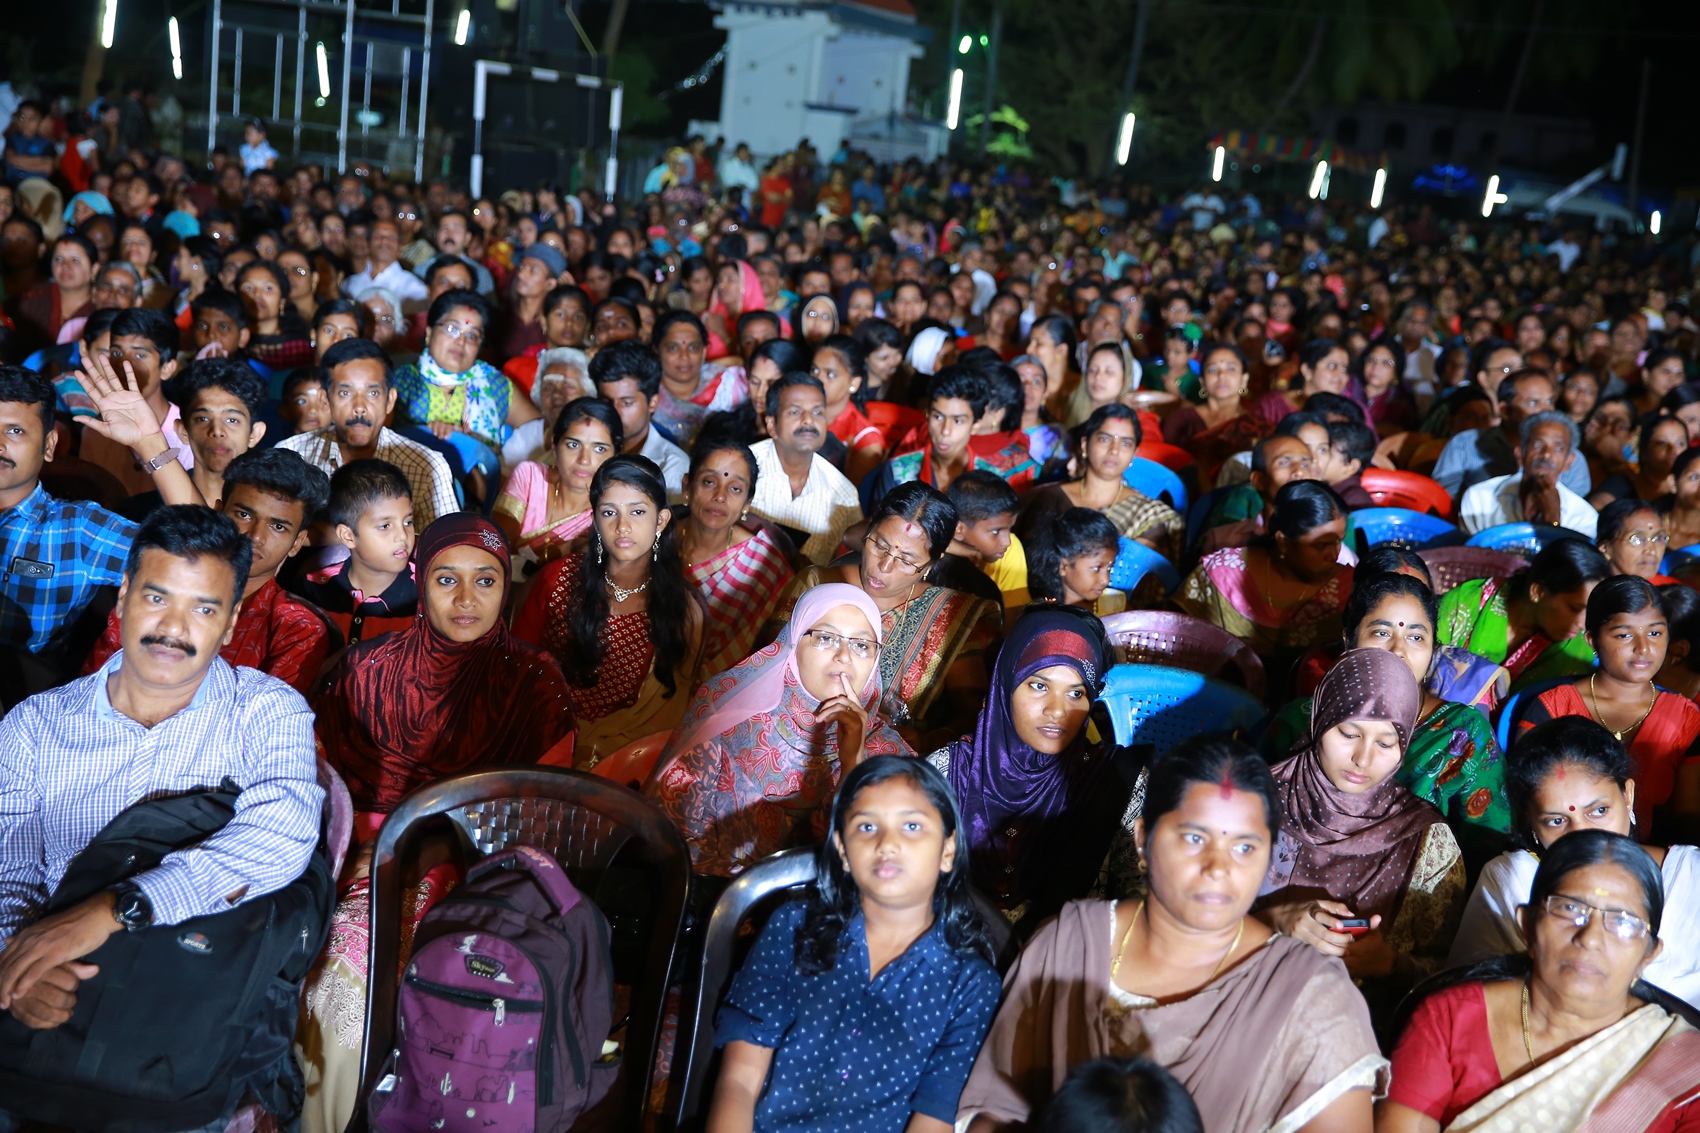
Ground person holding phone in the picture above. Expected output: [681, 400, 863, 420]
[1256, 648, 1466, 1001]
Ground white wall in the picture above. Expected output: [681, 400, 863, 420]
[818, 26, 919, 121]
[714, 5, 837, 158]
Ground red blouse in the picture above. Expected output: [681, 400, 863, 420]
[1518, 684, 1700, 829]
[512, 553, 653, 722]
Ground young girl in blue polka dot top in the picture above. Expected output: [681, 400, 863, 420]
[708, 755, 1004, 1133]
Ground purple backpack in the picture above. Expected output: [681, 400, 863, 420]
[369, 845, 619, 1132]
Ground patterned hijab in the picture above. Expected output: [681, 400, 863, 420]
[313, 515, 574, 812]
[945, 607, 1117, 900]
[1264, 647, 1439, 920]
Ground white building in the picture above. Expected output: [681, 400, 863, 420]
[700, 0, 941, 161]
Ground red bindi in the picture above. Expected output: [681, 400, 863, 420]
[1569, 805, 1577, 811]
[1218, 770, 1235, 799]
[1555, 765, 1567, 780]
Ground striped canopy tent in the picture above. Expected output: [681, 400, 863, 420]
[1205, 130, 1382, 175]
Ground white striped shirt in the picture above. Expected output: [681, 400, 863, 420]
[748, 439, 862, 566]
[278, 425, 460, 531]
[0, 655, 323, 939]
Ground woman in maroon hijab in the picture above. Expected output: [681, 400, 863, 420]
[300, 514, 574, 1133]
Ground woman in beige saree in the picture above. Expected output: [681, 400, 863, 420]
[959, 736, 1386, 1133]
[1379, 830, 1700, 1132]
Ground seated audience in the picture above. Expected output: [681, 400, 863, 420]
[281, 367, 332, 436]
[1459, 409, 1598, 537]
[1264, 572, 1513, 845]
[1655, 583, 1700, 701]
[1196, 432, 1320, 554]
[648, 582, 911, 876]
[1027, 508, 1122, 613]
[956, 737, 1384, 1132]
[675, 431, 796, 676]
[500, 344, 588, 466]
[1159, 342, 1271, 487]
[277, 337, 458, 530]
[748, 372, 862, 566]
[237, 259, 314, 371]
[1252, 338, 1359, 427]
[1433, 364, 1592, 497]
[493, 395, 621, 564]
[814, 334, 886, 485]
[1324, 418, 1378, 509]
[1382, 831, 1699, 1131]
[0, 506, 322, 1117]
[928, 606, 1144, 919]
[513, 454, 704, 765]
[1449, 716, 1700, 1008]
[650, 309, 747, 448]
[1595, 497, 1677, 583]
[589, 338, 689, 492]
[1660, 446, 1700, 553]
[933, 469, 1020, 608]
[1019, 404, 1184, 563]
[1437, 537, 1608, 691]
[1178, 480, 1353, 659]
[119, 356, 269, 520]
[707, 755, 1000, 1133]
[1516, 575, 1700, 833]
[291, 459, 419, 647]
[862, 364, 1004, 510]
[79, 307, 192, 496]
[84, 446, 332, 693]
[1592, 415, 1689, 507]
[1257, 648, 1464, 987]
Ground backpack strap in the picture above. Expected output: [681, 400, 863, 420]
[466, 845, 584, 916]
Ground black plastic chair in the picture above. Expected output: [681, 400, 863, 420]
[665, 848, 1012, 1131]
[352, 767, 691, 1133]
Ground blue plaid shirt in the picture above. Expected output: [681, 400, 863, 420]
[0, 482, 137, 654]
[0, 653, 323, 940]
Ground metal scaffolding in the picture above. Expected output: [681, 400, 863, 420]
[204, 0, 433, 179]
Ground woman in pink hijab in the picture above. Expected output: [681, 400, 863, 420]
[645, 582, 914, 876]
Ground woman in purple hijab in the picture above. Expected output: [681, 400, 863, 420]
[926, 605, 1144, 928]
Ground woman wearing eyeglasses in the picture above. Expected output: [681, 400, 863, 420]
[1597, 499, 1681, 585]
[1381, 829, 1700, 1133]
[392, 287, 542, 501]
[1516, 576, 1700, 836]
[646, 582, 912, 877]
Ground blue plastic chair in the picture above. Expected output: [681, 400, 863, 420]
[1124, 457, 1188, 514]
[1465, 523, 1590, 558]
[1110, 537, 1182, 595]
[1185, 486, 1233, 550]
[1098, 663, 1269, 755]
[1492, 676, 1574, 753]
[1349, 507, 1462, 552]
[1663, 543, 1700, 576]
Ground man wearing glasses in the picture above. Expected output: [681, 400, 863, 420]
[1434, 361, 1592, 499]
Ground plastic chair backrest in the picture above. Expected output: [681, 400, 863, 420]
[1492, 677, 1573, 753]
[1123, 456, 1188, 513]
[1361, 468, 1454, 518]
[1135, 440, 1195, 473]
[1350, 507, 1462, 552]
[666, 847, 1014, 1129]
[1109, 537, 1182, 595]
[1418, 547, 1529, 594]
[1185, 486, 1233, 550]
[359, 768, 690, 1133]
[1098, 663, 1270, 755]
[1099, 611, 1268, 698]
[864, 400, 925, 450]
[591, 730, 672, 790]
[1465, 522, 1590, 557]
[1663, 543, 1700, 577]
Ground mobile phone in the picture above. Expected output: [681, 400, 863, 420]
[1333, 918, 1371, 937]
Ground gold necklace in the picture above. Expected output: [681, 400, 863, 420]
[1521, 980, 1535, 1065]
[1110, 901, 1245, 988]
[1588, 672, 1658, 741]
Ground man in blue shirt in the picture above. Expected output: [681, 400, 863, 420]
[1431, 366, 1591, 499]
[0, 361, 203, 689]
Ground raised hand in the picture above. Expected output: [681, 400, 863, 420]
[78, 351, 167, 453]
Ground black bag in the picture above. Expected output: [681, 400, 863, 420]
[0, 781, 334, 1133]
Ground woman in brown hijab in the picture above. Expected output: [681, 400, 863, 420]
[1257, 647, 1466, 997]
[958, 737, 1386, 1133]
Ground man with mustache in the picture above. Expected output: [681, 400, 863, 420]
[1459, 408, 1599, 538]
[0, 505, 322, 1111]
[0, 360, 204, 697]
[276, 337, 457, 531]
[81, 447, 333, 695]
[748, 372, 861, 566]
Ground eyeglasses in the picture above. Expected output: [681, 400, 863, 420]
[865, 532, 926, 575]
[435, 321, 484, 346]
[1542, 894, 1650, 941]
[1618, 530, 1670, 548]
[801, 628, 880, 660]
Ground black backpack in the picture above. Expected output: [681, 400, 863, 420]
[0, 779, 334, 1133]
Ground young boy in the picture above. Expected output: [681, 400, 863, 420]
[81, 307, 193, 495]
[1323, 418, 1378, 509]
[292, 458, 419, 647]
[190, 287, 252, 360]
[2, 100, 57, 184]
[280, 366, 332, 436]
[119, 356, 268, 520]
[860, 365, 1000, 510]
[937, 469, 1025, 608]
[240, 117, 279, 174]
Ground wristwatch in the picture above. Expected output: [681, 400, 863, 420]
[109, 882, 154, 932]
[141, 446, 182, 475]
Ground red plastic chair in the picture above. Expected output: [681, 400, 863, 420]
[864, 401, 925, 451]
[1362, 468, 1453, 519]
[1135, 440, 1195, 472]
[1418, 546, 1528, 594]
[537, 730, 577, 768]
[591, 730, 672, 790]
[1098, 611, 1267, 698]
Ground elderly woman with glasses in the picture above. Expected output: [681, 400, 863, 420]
[392, 287, 542, 497]
[1596, 499, 1680, 585]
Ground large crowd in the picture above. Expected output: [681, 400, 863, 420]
[1, 95, 1699, 1133]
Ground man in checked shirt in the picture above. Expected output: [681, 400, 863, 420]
[0, 505, 322, 1048]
